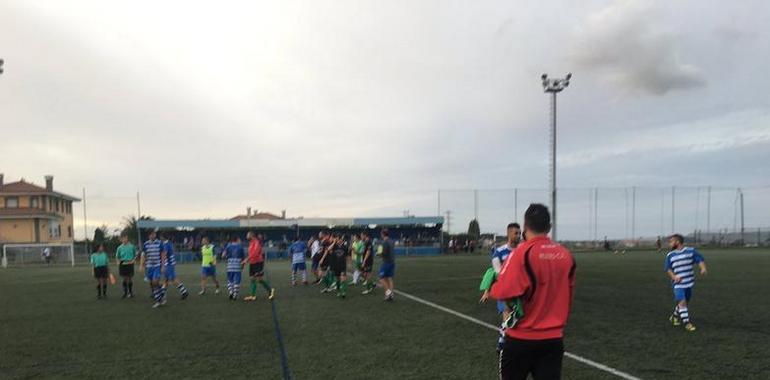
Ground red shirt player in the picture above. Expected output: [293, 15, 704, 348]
[491, 203, 576, 380]
[243, 232, 275, 301]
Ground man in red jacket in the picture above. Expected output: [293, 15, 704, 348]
[491, 203, 576, 380]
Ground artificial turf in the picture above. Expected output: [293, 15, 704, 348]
[1, 249, 768, 379]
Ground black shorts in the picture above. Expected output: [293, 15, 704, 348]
[499, 337, 563, 380]
[249, 262, 264, 277]
[362, 259, 373, 273]
[319, 255, 331, 270]
[93, 266, 109, 279]
[118, 263, 134, 277]
[331, 257, 347, 276]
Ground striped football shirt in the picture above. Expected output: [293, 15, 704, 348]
[143, 239, 163, 268]
[224, 242, 245, 272]
[664, 247, 705, 289]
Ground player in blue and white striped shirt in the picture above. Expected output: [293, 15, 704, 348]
[222, 236, 246, 300]
[664, 234, 708, 332]
[161, 234, 189, 300]
[289, 237, 308, 286]
[140, 231, 167, 308]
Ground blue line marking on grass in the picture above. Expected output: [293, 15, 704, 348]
[270, 299, 292, 380]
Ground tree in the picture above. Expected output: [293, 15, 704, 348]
[93, 225, 106, 243]
[468, 219, 480, 241]
[121, 215, 154, 243]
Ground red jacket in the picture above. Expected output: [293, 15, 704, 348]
[491, 235, 576, 340]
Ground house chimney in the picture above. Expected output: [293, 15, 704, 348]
[281, 210, 286, 219]
[45, 175, 54, 191]
[0, 173, 4, 187]
[247, 207, 252, 217]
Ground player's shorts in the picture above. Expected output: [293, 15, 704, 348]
[673, 287, 692, 302]
[201, 265, 216, 277]
[227, 271, 242, 284]
[93, 266, 109, 279]
[497, 301, 507, 314]
[354, 256, 362, 269]
[249, 262, 264, 277]
[292, 262, 306, 272]
[331, 257, 347, 276]
[145, 266, 161, 281]
[164, 265, 177, 281]
[379, 262, 395, 278]
[118, 263, 134, 277]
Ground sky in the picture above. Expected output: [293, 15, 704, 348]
[1, 0, 769, 240]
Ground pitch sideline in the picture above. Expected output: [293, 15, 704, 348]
[393, 289, 642, 380]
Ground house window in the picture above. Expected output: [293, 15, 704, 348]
[54, 199, 60, 212]
[31, 197, 39, 208]
[68, 226, 73, 238]
[5, 197, 19, 208]
[50, 221, 61, 239]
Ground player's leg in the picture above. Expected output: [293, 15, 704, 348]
[233, 272, 242, 299]
[531, 338, 564, 380]
[680, 288, 695, 331]
[257, 267, 275, 300]
[127, 264, 135, 297]
[290, 263, 297, 286]
[168, 267, 188, 299]
[226, 272, 234, 299]
[337, 272, 348, 298]
[300, 262, 308, 285]
[499, 337, 535, 380]
[174, 278, 189, 299]
[94, 269, 102, 299]
[199, 267, 208, 295]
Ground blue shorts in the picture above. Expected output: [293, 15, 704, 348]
[201, 265, 216, 277]
[379, 262, 395, 278]
[164, 265, 177, 281]
[145, 266, 161, 281]
[227, 271, 242, 284]
[292, 262, 307, 272]
[497, 300, 506, 314]
[673, 287, 692, 302]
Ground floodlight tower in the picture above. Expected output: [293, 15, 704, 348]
[541, 73, 571, 241]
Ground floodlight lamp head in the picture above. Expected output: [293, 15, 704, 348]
[541, 73, 548, 81]
[565, 72, 572, 80]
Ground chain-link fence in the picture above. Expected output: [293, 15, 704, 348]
[438, 186, 770, 247]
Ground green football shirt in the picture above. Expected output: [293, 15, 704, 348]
[351, 240, 364, 260]
[116, 243, 136, 263]
[201, 244, 215, 267]
[90, 252, 109, 267]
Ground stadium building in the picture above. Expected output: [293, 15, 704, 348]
[138, 209, 443, 261]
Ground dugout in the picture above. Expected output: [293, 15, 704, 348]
[137, 216, 443, 262]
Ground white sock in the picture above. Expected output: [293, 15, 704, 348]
[302, 271, 307, 282]
[353, 270, 360, 283]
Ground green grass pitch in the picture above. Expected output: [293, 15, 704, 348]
[1, 249, 769, 379]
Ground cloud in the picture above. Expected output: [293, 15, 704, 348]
[570, 0, 706, 95]
[558, 109, 770, 169]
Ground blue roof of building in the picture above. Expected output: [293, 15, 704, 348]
[138, 216, 443, 229]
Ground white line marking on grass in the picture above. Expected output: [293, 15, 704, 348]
[393, 289, 642, 380]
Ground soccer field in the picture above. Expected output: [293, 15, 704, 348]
[1, 249, 769, 379]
